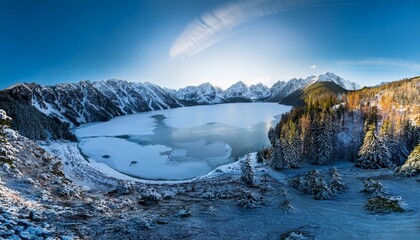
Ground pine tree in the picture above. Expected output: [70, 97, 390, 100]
[364, 106, 380, 132]
[281, 141, 300, 168]
[280, 121, 301, 169]
[398, 119, 420, 153]
[271, 140, 285, 170]
[363, 178, 386, 197]
[289, 176, 303, 190]
[355, 124, 392, 169]
[313, 177, 332, 200]
[396, 144, 420, 177]
[300, 114, 311, 159]
[241, 155, 254, 186]
[301, 170, 321, 194]
[309, 112, 333, 165]
[381, 119, 409, 166]
[329, 168, 348, 194]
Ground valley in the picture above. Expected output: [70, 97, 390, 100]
[1, 1, 419, 239]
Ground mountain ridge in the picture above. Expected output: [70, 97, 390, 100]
[0, 72, 361, 140]
[279, 81, 348, 107]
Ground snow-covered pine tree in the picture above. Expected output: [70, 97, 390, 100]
[301, 170, 321, 194]
[241, 154, 254, 186]
[355, 124, 392, 169]
[363, 106, 380, 132]
[393, 138, 410, 166]
[279, 120, 301, 169]
[329, 167, 348, 194]
[396, 144, 420, 177]
[313, 177, 332, 200]
[363, 178, 386, 197]
[398, 119, 420, 153]
[289, 176, 303, 190]
[381, 119, 408, 166]
[299, 113, 311, 159]
[281, 141, 300, 168]
[271, 140, 285, 170]
[380, 119, 396, 152]
[309, 112, 333, 165]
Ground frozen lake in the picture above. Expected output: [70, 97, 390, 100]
[74, 103, 291, 180]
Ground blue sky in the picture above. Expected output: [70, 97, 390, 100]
[1, 0, 419, 89]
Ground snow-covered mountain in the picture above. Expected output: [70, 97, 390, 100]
[178, 81, 271, 103]
[268, 73, 360, 102]
[176, 82, 226, 104]
[222, 81, 271, 101]
[222, 81, 253, 101]
[249, 83, 271, 100]
[268, 77, 314, 102]
[0, 72, 361, 139]
[308, 72, 361, 90]
[3, 80, 183, 127]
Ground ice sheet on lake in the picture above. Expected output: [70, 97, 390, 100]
[74, 113, 157, 138]
[74, 103, 290, 180]
[79, 137, 232, 180]
[74, 103, 290, 138]
[163, 103, 291, 128]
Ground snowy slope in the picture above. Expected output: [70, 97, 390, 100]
[268, 77, 314, 102]
[28, 79, 183, 126]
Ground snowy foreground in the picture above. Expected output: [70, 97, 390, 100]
[0, 105, 418, 239]
[17, 139, 416, 239]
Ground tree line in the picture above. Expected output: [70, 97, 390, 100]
[264, 77, 420, 172]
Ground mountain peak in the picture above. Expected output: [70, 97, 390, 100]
[231, 80, 247, 87]
[311, 72, 360, 90]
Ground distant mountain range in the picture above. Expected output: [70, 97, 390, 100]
[0, 72, 360, 139]
[176, 72, 359, 103]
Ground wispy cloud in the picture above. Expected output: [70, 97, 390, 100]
[337, 57, 420, 71]
[169, 0, 348, 61]
[310, 65, 316, 69]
